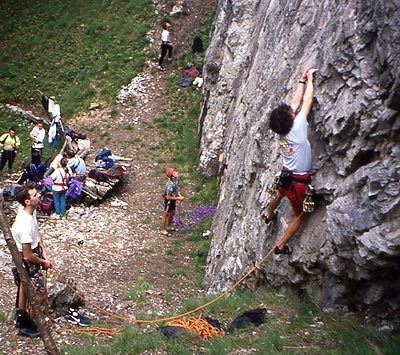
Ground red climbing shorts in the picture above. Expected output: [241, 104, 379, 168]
[278, 173, 310, 215]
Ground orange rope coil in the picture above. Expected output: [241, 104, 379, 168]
[166, 314, 224, 340]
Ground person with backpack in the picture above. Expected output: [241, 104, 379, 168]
[11, 184, 53, 337]
[29, 119, 46, 165]
[0, 127, 20, 177]
[158, 22, 173, 71]
[161, 167, 185, 235]
[50, 157, 69, 217]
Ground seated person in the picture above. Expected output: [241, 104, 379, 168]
[5, 163, 47, 199]
[16, 163, 47, 185]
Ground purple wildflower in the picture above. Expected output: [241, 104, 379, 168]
[173, 205, 216, 231]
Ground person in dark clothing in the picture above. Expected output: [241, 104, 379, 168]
[0, 127, 20, 176]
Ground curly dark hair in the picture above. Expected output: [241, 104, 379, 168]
[16, 184, 35, 207]
[269, 103, 294, 135]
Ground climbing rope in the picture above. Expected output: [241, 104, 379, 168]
[51, 214, 303, 336]
[166, 314, 224, 340]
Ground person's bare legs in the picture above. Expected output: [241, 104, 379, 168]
[161, 211, 169, 234]
[167, 210, 175, 230]
[266, 191, 283, 220]
[17, 284, 26, 310]
[276, 212, 305, 251]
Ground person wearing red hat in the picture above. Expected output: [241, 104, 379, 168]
[161, 168, 184, 235]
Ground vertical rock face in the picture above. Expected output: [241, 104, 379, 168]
[200, 0, 400, 323]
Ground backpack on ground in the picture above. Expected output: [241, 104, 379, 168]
[184, 65, 200, 78]
[88, 169, 110, 183]
[67, 178, 83, 199]
[192, 36, 203, 53]
[105, 165, 124, 179]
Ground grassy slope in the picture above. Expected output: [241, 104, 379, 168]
[0, 0, 152, 117]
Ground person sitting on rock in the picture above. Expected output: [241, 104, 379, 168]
[264, 68, 317, 255]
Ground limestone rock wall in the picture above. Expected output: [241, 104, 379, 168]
[199, 0, 400, 324]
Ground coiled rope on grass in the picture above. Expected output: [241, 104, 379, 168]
[52, 213, 303, 336]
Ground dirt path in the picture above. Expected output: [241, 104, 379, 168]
[0, 1, 215, 353]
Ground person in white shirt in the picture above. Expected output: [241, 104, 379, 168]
[29, 119, 46, 164]
[264, 68, 317, 255]
[50, 158, 69, 216]
[157, 22, 173, 71]
[11, 185, 53, 335]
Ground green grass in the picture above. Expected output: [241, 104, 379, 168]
[2, 1, 400, 354]
[59, 288, 400, 355]
[0, 0, 153, 117]
[125, 276, 154, 310]
[0, 108, 61, 168]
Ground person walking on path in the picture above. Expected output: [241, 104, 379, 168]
[161, 167, 184, 235]
[264, 68, 318, 255]
[158, 22, 173, 71]
[0, 126, 20, 176]
[50, 157, 69, 217]
[11, 184, 53, 337]
[29, 119, 46, 165]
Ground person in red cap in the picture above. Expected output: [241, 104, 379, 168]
[161, 167, 184, 235]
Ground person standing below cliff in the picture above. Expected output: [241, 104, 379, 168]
[264, 68, 317, 255]
[161, 167, 184, 235]
[157, 22, 173, 71]
[29, 119, 46, 165]
[11, 184, 53, 337]
[0, 126, 20, 177]
[50, 157, 69, 217]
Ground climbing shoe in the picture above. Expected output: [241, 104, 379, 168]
[15, 309, 35, 329]
[65, 308, 91, 327]
[263, 211, 278, 225]
[18, 326, 40, 338]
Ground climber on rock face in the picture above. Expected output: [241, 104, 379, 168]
[264, 67, 317, 255]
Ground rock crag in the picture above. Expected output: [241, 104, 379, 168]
[200, 0, 400, 327]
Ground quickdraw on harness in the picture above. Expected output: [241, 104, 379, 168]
[268, 170, 315, 213]
[302, 184, 315, 212]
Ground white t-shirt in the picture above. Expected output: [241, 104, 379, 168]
[31, 126, 46, 149]
[161, 29, 170, 43]
[279, 112, 311, 174]
[11, 208, 40, 252]
[49, 154, 63, 170]
[51, 167, 68, 192]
